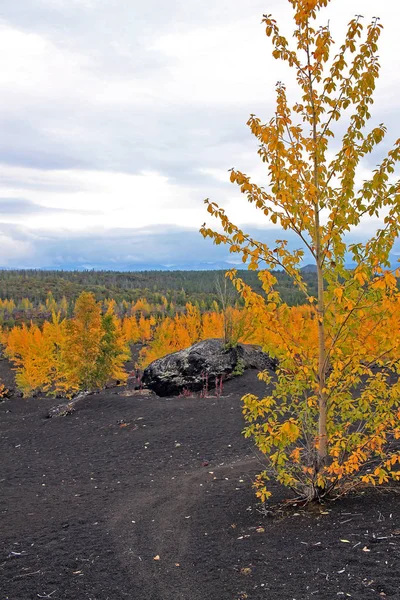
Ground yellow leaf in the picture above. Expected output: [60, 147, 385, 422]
[334, 287, 343, 302]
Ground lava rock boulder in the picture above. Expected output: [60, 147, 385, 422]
[142, 338, 277, 397]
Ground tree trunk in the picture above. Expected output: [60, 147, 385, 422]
[306, 23, 328, 472]
[316, 255, 328, 468]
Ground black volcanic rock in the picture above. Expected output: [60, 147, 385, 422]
[142, 338, 277, 396]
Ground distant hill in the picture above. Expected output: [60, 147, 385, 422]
[301, 264, 317, 273]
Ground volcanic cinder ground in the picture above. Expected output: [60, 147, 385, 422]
[1, 361, 399, 600]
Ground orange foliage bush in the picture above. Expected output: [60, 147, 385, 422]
[0, 380, 7, 397]
[138, 302, 258, 368]
[4, 293, 130, 397]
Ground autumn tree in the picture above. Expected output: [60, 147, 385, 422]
[63, 292, 103, 391]
[3, 318, 66, 397]
[214, 273, 238, 347]
[201, 0, 400, 501]
[137, 314, 153, 342]
[201, 308, 224, 340]
[122, 314, 141, 344]
[0, 328, 7, 395]
[40, 312, 69, 396]
[138, 303, 201, 367]
[92, 300, 130, 388]
[63, 293, 130, 392]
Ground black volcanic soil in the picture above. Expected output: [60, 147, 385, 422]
[1, 364, 399, 600]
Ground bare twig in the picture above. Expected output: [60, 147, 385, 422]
[16, 569, 41, 578]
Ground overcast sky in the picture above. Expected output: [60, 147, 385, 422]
[1, 0, 399, 269]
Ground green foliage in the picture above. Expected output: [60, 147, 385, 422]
[93, 312, 131, 389]
[232, 358, 245, 376]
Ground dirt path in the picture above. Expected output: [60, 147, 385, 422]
[1, 370, 399, 599]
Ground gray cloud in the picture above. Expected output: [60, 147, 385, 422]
[0, 101, 253, 187]
[0, 198, 99, 216]
[0, 222, 398, 271]
[0, 1, 269, 47]
[0, 118, 93, 172]
[1, 1, 397, 183]
[0, 223, 311, 270]
[0, 0, 274, 183]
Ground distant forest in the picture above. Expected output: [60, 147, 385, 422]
[0, 269, 317, 309]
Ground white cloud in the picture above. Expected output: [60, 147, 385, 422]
[0, 164, 207, 230]
[0, 231, 32, 261]
[0, 25, 93, 114]
[0, 0, 399, 268]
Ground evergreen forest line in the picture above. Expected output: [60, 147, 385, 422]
[0, 268, 318, 327]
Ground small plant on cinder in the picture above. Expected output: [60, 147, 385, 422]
[200, 371, 209, 398]
[232, 358, 245, 377]
[215, 375, 224, 398]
